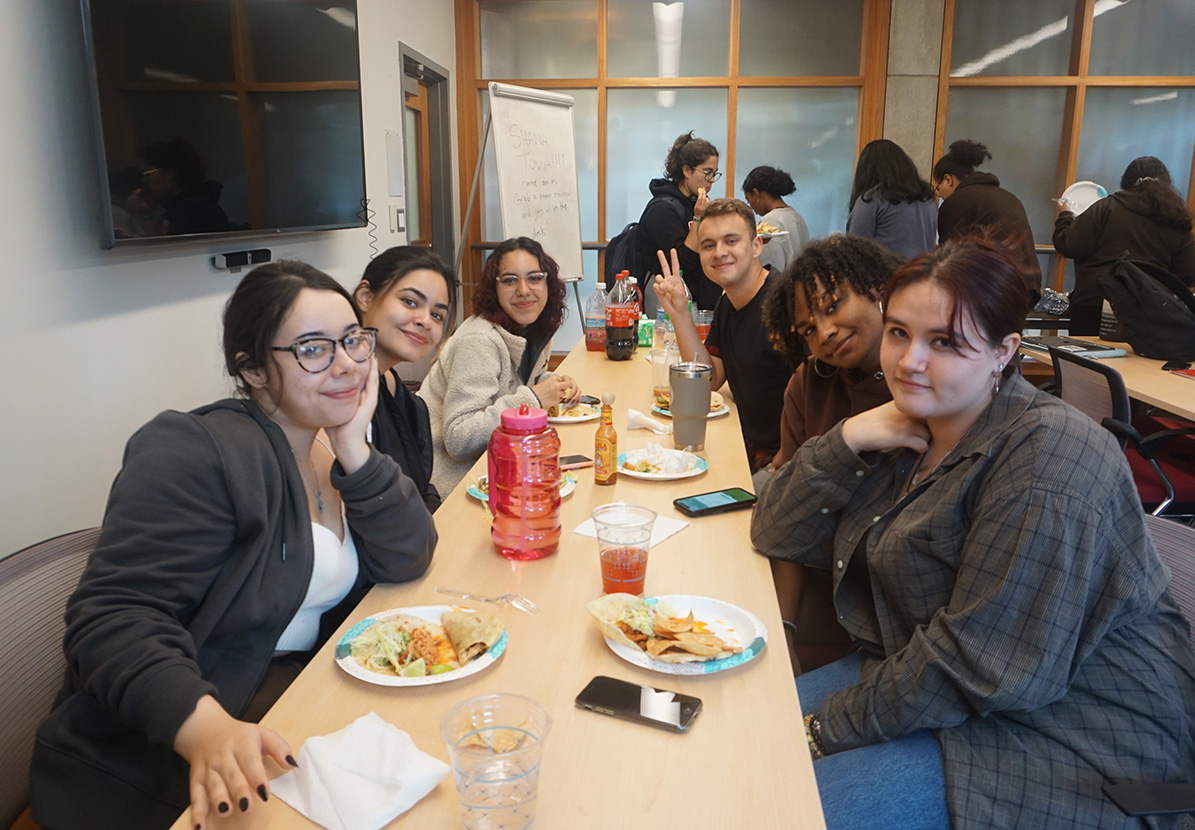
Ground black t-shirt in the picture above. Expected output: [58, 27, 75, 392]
[704, 267, 790, 469]
[371, 369, 440, 511]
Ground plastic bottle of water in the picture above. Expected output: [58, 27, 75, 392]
[583, 283, 608, 352]
[486, 404, 561, 560]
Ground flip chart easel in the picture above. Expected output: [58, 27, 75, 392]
[458, 82, 586, 323]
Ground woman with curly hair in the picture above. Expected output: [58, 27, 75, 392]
[760, 234, 902, 674]
[1053, 156, 1195, 335]
[846, 139, 937, 261]
[743, 165, 809, 273]
[418, 237, 580, 495]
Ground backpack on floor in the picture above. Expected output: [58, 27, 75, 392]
[604, 195, 687, 290]
[1097, 255, 1195, 362]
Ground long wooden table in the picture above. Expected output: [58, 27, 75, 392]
[1021, 341, 1195, 421]
[173, 342, 825, 830]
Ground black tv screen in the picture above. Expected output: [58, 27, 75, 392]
[81, 0, 367, 248]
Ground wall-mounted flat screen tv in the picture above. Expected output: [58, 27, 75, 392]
[81, 0, 367, 249]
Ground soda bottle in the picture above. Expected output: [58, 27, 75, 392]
[626, 275, 642, 353]
[583, 283, 608, 352]
[486, 403, 561, 560]
[605, 271, 636, 361]
[594, 393, 617, 485]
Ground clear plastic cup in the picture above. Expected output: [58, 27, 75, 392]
[591, 503, 657, 595]
[441, 694, 551, 830]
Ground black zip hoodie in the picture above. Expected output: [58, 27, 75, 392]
[31, 397, 435, 830]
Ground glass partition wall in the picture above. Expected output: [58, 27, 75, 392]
[455, 0, 890, 326]
[940, 0, 1195, 293]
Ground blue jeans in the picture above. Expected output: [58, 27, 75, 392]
[797, 655, 950, 830]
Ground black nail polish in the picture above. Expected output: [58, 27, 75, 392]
[218, 802, 229, 814]
[239, 797, 249, 812]
[286, 754, 299, 768]
[258, 784, 269, 802]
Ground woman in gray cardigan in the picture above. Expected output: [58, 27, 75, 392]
[419, 237, 580, 495]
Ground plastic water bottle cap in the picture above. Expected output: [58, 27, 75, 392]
[501, 403, 548, 430]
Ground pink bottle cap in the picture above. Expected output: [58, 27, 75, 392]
[500, 402, 548, 430]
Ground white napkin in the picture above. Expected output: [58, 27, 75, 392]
[574, 515, 689, 549]
[271, 712, 450, 830]
[627, 408, 672, 434]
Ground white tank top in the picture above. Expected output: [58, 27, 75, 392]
[275, 510, 360, 653]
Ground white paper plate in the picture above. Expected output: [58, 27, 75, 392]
[651, 404, 731, 420]
[601, 594, 767, 675]
[335, 605, 507, 687]
[547, 404, 600, 424]
[616, 450, 708, 480]
[466, 473, 576, 502]
[1060, 181, 1108, 216]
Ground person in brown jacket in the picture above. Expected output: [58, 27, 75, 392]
[758, 234, 902, 674]
[1053, 156, 1195, 335]
[933, 139, 1041, 296]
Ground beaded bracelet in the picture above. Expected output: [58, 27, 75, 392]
[804, 713, 826, 759]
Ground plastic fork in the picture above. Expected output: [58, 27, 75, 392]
[435, 587, 540, 615]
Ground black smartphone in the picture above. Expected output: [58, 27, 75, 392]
[1162, 360, 1191, 371]
[673, 487, 757, 517]
[560, 454, 594, 469]
[1103, 782, 1195, 816]
[576, 675, 702, 732]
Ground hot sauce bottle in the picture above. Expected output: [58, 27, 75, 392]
[594, 392, 617, 485]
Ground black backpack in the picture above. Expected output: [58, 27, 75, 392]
[604, 195, 687, 290]
[1097, 256, 1195, 361]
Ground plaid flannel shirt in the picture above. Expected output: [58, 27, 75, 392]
[752, 375, 1195, 829]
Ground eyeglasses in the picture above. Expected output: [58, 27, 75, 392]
[271, 327, 378, 373]
[699, 167, 722, 183]
[497, 271, 548, 290]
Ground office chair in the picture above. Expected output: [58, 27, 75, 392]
[0, 527, 98, 830]
[1049, 346, 1195, 517]
[1103, 515, 1195, 824]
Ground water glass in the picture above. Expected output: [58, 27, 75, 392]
[441, 694, 551, 829]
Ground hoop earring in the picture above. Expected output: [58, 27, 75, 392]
[813, 358, 838, 379]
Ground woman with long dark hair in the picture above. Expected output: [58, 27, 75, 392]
[846, 139, 937, 261]
[418, 237, 580, 495]
[31, 262, 436, 830]
[753, 237, 1195, 829]
[354, 246, 458, 511]
[742, 165, 809, 274]
[1053, 155, 1195, 335]
[635, 131, 723, 310]
[933, 139, 1040, 292]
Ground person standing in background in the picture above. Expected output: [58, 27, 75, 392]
[846, 139, 937, 261]
[1053, 156, 1195, 336]
[933, 139, 1041, 295]
[743, 165, 810, 274]
[637, 132, 724, 311]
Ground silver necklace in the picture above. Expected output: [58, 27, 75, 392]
[300, 455, 325, 513]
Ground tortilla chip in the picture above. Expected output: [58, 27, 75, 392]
[653, 612, 695, 637]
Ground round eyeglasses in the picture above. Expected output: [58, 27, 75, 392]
[699, 167, 723, 183]
[271, 327, 378, 373]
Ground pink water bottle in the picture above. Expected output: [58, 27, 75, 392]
[486, 404, 562, 560]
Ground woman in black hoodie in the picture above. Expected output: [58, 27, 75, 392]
[1053, 155, 1195, 335]
[32, 262, 435, 830]
[933, 139, 1041, 295]
[637, 131, 723, 311]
